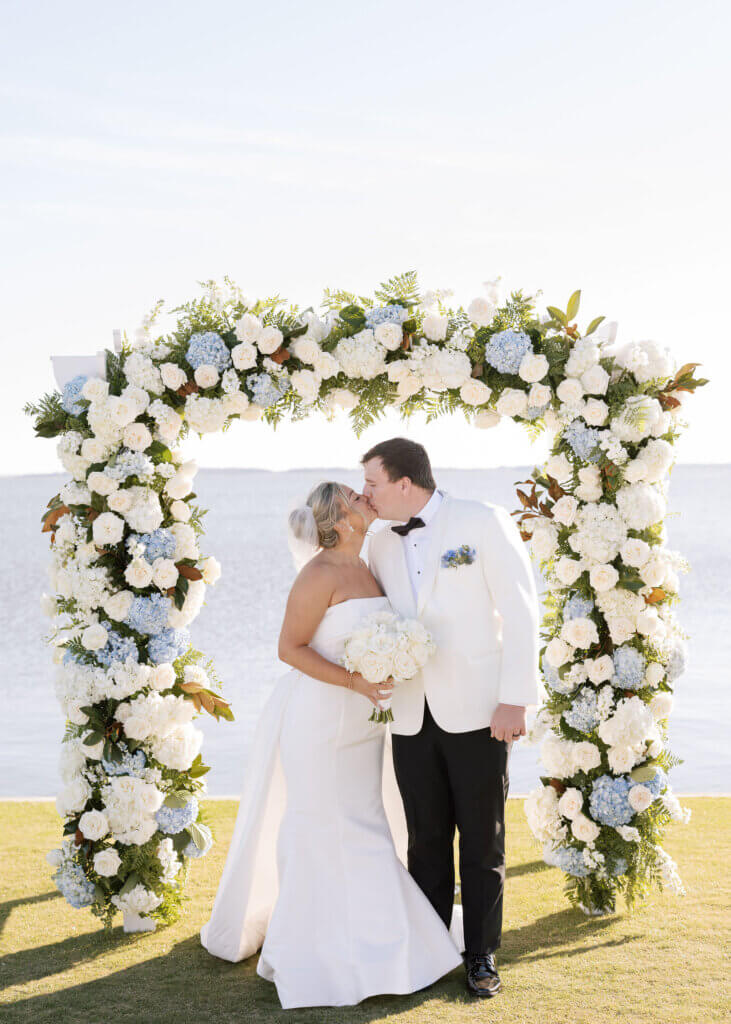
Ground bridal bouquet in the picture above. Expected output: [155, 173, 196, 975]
[342, 611, 436, 723]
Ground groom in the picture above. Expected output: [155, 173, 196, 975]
[362, 437, 540, 998]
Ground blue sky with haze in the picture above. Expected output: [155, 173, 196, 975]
[1, 0, 727, 473]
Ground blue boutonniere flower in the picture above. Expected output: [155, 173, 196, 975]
[441, 544, 477, 569]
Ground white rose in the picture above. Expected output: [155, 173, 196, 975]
[257, 325, 283, 354]
[518, 353, 549, 383]
[496, 388, 529, 417]
[639, 556, 667, 588]
[460, 379, 492, 406]
[107, 395, 139, 427]
[557, 787, 583, 819]
[123, 713, 153, 741]
[583, 398, 609, 426]
[580, 364, 610, 395]
[620, 538, 651, 568]
[358, 652, 391, 684]
[94, 848, 122, 877]
[422, 313, 448, 342]
[125, 558, 154, 588]
[104, 590, 134, 621]
[165, 473, 194, 500]
[589, 563, 619, 592]
[607, 745, 639, 773]
[552, 496, 579, 527]
[373, 322, 403, 350]
[79, 809, 110, 841]
[152, 558, 179, 590]
[87, 472, 119, 496]
[170, 500, 191, 522]
[194, 364, 220, 389]
[555, 557, 583, 586]
[531, 523, 559, 560]
[557, 378, 584, 404]
[326, 388, 359, 411]
[467, 296, 496, 326]
[561, 617, 599, 649]
[573, 741, 602, 773]
[473, 409, 501, 429]
[201, 556, 222, 584]
[290, 368, 320, 404]
[545, 453, 572, 481]
[234, 312, 262, 344]
[628, 784, 653, 812]
[393, 650, 418, 680]
[624, 459, 647, 483]
[160, 363, 188, 390]
[231, 341, 258, 371]
[81, 437, 109, 462]
[645, 662, 665, 687]
[81, 623, 109, 650]
[586, 654, 614, 684]
[545, 637, 572, 667]
[649, 692, 673, 719]
[636, 607, 663, 639]
[92, 512, 125, 547]
[529, 383, 552, 408]
[571, 812, 600, 843]
[107, 489, 134, 514]
[82, 377, 110, 402]
[123, 422, 153, 452]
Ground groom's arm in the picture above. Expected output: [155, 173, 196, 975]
[479, 505, 541, 710]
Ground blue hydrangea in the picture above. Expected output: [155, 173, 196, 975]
[365, 304, 406, 329]
[541, 653, 575, 695]
[589, 774, 634, 825]
[563, 687, 601, 732]
[96, 623, 139, 667]
[666, 640, 687, 682]
[101, 743, 147, 777]
[248, 372, 291, 408]
[128, 528, 177, 562]
[612, 645, 646, 689]
[53, 861, 96, 908]
[547, 845, 591, 877]
[483, 329, 532, 374]
[563, 419, 602, 463]
[61, 374, 89, 415]
[564, 594, 595, 620]
[637, 767, 667, 798]
[105, 449, 154, 481]
[185, 331, 232, 372]
[611, 857, 628, 876]
[147, 627, 190, 664]
[524, 402, 550, 421]
[182, 823, 213, 859]
[125, 594, 172, 636]
[155, 796, 199, 834]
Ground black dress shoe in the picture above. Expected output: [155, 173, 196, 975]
[464, 952, 502, 997]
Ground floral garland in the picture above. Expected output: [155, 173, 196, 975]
[25, 271, 706, 926]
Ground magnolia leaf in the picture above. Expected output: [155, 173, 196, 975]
[645, 588, 666, 604]
[41, 505, 71, 532]
[187, 822, 208, 850]
[630, 764, 658, 783]
[177, 563, 203, 581]
[566, 290, 581, 321]
[546, 305, 566, 325]
[584, 315, 605, 336]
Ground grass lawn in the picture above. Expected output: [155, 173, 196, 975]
[1, 796, 728, 1024]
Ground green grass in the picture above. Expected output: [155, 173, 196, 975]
[1, 797, 728, 1023]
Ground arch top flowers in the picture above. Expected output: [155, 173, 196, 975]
[25, 271, 706, 928]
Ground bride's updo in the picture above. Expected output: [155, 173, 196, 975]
[287, 481, 351, 569]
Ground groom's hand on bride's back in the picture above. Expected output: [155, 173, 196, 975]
[489, 703, 527, 744]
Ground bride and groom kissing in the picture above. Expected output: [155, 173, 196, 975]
[200, 437, 541, 1010]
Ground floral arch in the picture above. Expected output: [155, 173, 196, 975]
[24, 271, 706, 929]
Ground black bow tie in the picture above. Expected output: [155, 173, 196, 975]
[391, 516, 425, 537]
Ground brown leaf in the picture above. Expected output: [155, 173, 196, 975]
[471, 362, 484, 378]
[546, 478, 565, 501]
[199, 691, 217, 715]
[401, 330, 412, 351]
[645, 588, 666, 605]
[42, 505, 71, 532]
[175, 379, 200, 397]
[548, 779, 566, 795]
[74, 828, 85, 846]
[179, 681, 204, 694]
[270, 346, 291, 365]
[177, 563, 203, 581]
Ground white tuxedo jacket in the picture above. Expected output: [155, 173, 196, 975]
[368, 492, 541, 736]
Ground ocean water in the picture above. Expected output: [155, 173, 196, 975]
[2, 465, 728, 798]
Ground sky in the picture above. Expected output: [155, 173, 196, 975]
[1, 0, 727, 476]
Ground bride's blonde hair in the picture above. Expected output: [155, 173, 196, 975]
[287, 481, 353, 569]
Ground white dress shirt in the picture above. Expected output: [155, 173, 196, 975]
[400, 488, 444, 602]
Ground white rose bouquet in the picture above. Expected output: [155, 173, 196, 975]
[341, 610, 436, 723]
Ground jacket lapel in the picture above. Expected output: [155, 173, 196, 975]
[384, 525, 417, 617]
[416, 492, 452, 615]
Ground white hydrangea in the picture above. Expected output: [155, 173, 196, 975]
[616, 483, 667, 531]
[335, 330, 387, 380]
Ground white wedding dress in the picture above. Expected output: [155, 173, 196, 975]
[200, 595, 464, 1009]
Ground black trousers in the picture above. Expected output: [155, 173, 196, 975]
[391, 696, 510, 955]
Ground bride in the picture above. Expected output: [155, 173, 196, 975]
[200, 481, 464, 1009]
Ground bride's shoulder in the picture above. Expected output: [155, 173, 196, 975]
[290, 554, 338, 599]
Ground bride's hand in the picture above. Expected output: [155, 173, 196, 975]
[350, 673, 394, 708]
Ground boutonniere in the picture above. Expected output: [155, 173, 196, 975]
[441, 544, 477, 569]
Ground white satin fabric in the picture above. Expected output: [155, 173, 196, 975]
[200, 595, 464, 1009]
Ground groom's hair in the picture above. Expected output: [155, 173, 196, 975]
[360, 438, 436, 491]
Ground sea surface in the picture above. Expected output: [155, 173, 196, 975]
[1, 465, 728, 798]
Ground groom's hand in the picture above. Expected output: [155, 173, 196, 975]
[490, 703, 527, 743]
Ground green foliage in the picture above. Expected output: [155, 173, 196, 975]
[373, 270, 420, 308]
